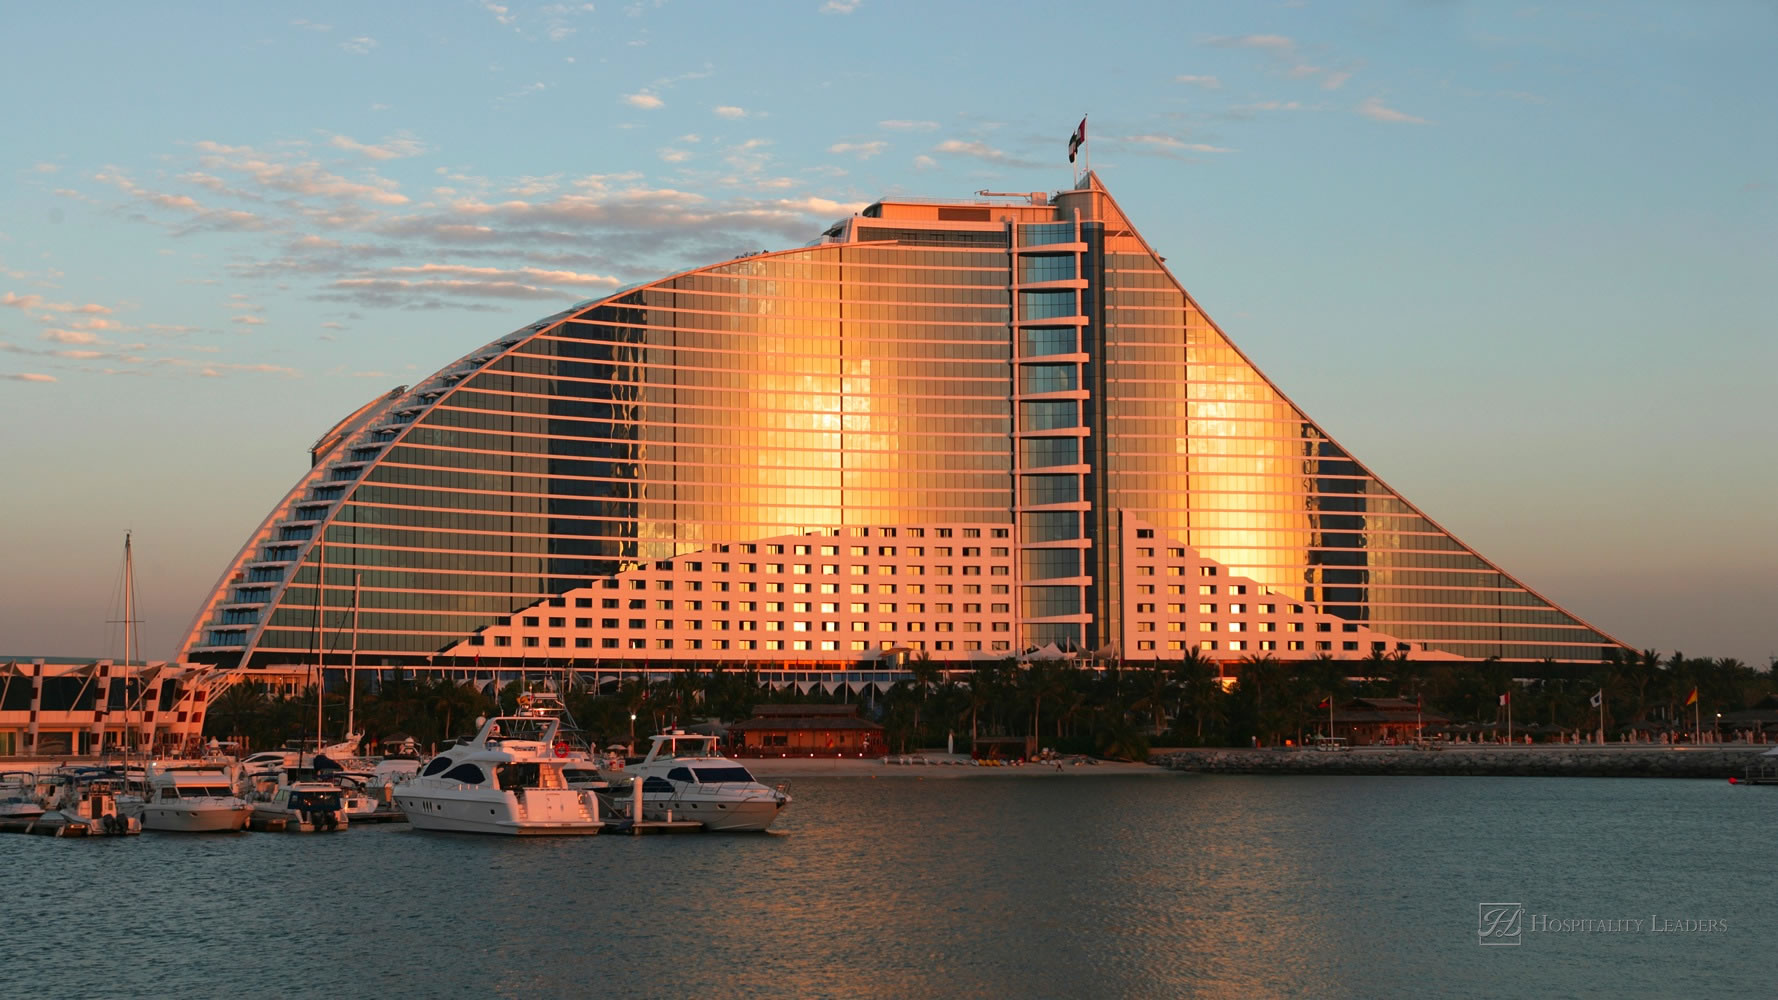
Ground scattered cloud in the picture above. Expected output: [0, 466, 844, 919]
[821, 0, 861, 12]
[1207, 34, 1295, 52]
[713, 106, 748, 119]
[340, 36, 378, 56]
[483, 2, 516, 26]
[1357, 97, 1428, 124]
[932, 139, 1038, 168]
[912, 154, 937, 170]
[42, 328, 102, 345]
[880, 120, 938, 131]
[1123, 135, 1235, 155]
[3, 372, 56, 383]
[290, 18, 331, 32]
[625, 92, 664, 110]
[328, 132, 428, 161]
[1175, 75, 1221, 89]
[2, 292, 111, 314]
[828, 141, 886, 159]
[1322, 70, 1352, 91]
[32, 162, 60, 174]
[659, 148, 693, 163]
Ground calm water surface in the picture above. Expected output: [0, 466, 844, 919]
[4, 774, 1771, 999]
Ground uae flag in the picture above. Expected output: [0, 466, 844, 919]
[1068, 117, 1086, 162]
[1685, 687, 1698, 706]
[1499, 692, 1510, 706]
[1316, 695, 1331, 709]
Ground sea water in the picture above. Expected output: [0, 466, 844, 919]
[3, 774, 1769, 999]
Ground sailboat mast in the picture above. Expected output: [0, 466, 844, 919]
[124, 531, 136, 759]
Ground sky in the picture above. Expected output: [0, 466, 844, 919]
[1, 1, 1772, 667]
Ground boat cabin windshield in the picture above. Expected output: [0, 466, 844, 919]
[655, 735, 719, 759]
[288, 791, 341, 810]
[690, 766, 755, 784]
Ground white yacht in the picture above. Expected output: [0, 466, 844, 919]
[394, 715, 603, 836]
[0, 771, 45, 822]
[35, 771, 140, 836]
[607, 730, 790, 832]
[246, 771, 350, 832]
[131, 766, 253, 833]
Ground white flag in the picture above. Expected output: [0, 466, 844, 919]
[1589, 689, 1603, 708]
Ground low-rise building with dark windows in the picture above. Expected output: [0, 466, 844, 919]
[727, 704, 884, 757]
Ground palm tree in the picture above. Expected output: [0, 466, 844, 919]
[204, 680, 269, 746]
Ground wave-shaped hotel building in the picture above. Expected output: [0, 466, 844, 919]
[179, 174, 1628, 683]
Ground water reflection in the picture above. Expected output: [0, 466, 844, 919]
[4, 776, 1769, 999]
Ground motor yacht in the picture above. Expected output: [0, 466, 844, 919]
[130, 765, 253, 833]
[34, 770, 140, 836]
[246, 770, 349, 832]
[605, 730, 790, 832]
[394, 715, 603, 835]
[0, 770, 46, 822]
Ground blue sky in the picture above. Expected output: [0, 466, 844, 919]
[1, 1, 1772, 666]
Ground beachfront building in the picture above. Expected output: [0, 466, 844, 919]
[0, 658, 214, 756]
[178, 173, 1629, 686]
[727, 704, 884, 757]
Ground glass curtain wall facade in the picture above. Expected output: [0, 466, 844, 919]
[180, 174, 1627, 672]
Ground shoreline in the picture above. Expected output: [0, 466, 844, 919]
[1156, 745, 1773, 779]
[739, 754, 1168, 779]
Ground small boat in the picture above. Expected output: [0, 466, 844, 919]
[34, 771, 140, 836]
[603, 730, 790, 833]
[394, 715, 603, 835]
[0, 771, 46, 823]
[131, 765, 252, 833]
[246, 771, 349, 832]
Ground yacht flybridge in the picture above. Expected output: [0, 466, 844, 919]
[394, 715, 604, 835]
[608, 730, 790, 833]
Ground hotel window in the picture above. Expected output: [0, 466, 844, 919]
[1317, 641, 1332, 651]
[602, 618, 618, 629]
[602, 637, 619, 648]
[1259, 604, 1275, 614]
[575, 618, 591, 628]
[1199, 622, 1217, 632]
[548, 637, 564, 648]
[1230, 585, 1247, 595]
[1138, 641, 1155, 651]
[1200, 641, 1218, 651]
[1229, 604, 1245, 614]
[1289, 623, 1304, 632]
[575, 637, 592, 648]
[547, 617, 564, 628]
[1229, 623, 1244, 632]
[1137, 547, 1154, 557]
[1344, 642, 1359, 651]
[1259, 622, 1276, 632]
[656, 600, 673, 610]
[655, 619, 672, 629]
[1260, 640, 1276, 651]
[1136, 622, 1154, 632]
[1199, 604, 1217, 614]
[1199, 585, 1216, 595]
[1135, 603, 1154, 613]
[524, 637, 539, 647]
[1288, 641, 1304, 651]
[495, 636, 510, 647]
[603, 599, 618, 608]
[523, 617, 538, 627]
[1229, 641, 1246, 651]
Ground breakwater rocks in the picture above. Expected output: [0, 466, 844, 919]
[1155, 746, 1770, 779]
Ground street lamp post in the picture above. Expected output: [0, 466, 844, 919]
[630, 712, 637, 752]
[1715, 712, 1722, 743]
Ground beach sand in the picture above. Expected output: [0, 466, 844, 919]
[737, 754, 1168, 779]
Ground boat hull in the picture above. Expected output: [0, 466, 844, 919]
[398, 791, 602, 836]
[141, 805, 252, 833]
[251, 805, 348, 833]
